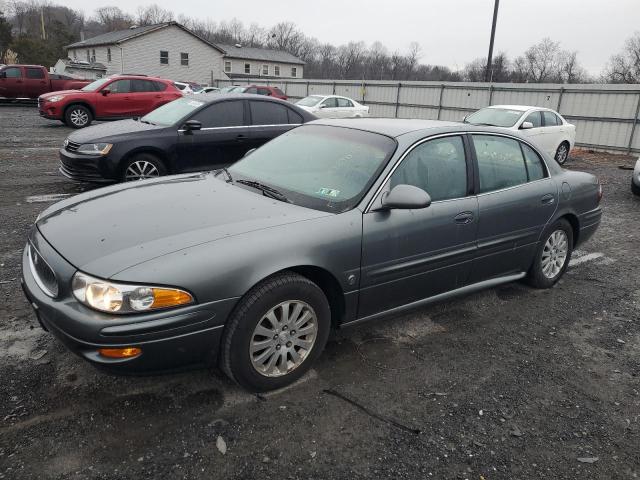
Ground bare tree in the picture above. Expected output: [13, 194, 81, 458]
[94, 6, 132, 31]
[135, 4, 173, 26]
[513, 37, 562, 82]
[604, 32, 640, 83]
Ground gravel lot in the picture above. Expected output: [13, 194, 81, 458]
[0, 107, 639, 480]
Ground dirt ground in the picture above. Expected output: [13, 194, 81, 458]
[0, 107, 639, 480]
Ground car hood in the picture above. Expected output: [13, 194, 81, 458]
[40, 89, 82, 98]
[36, 173, 330, 278]
[68, 119, 167, 143]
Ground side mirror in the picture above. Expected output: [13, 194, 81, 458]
[243, 148, 256, 157]
[374, 184, 432, 211]
[520, 121, 534, 130]
[183, 120, 202, 131]
[100, 89, 110, 96]
[319, 104, 327, 108]
[462, 115, 468, 122]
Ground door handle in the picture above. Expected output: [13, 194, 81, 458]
[454, 211, 474, 224]
[236, 134, 247, 141]
[541, 194, 555, 205]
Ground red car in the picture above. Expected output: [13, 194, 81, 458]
[38, 75, 183, 128]
[243, 85, 288, 100]
[0, 64, 91, 98]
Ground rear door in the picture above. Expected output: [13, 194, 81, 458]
[24, 67, 48, 98]
[318, 96, 339, 118]
[336, 97, 356, 118]
[541, 110, 566, 156]
[131, 79, 163, 115]
[0, 67, 25, 98]
[469, 134, 557, 282]
[176, 99, 247, 172]
[246, 100, 300, 151]
[359, 135, 478, 318]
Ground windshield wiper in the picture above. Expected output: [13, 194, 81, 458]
[236, 179, 290, 203]
[214, 167, 233, 183]
[139, 119, 155, 125]
[469, 122, 496, 127]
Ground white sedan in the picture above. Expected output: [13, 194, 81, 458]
[464, 105, 576, 165]
[296, 95, 369, 118]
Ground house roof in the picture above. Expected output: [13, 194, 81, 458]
[65, 22, 225, 54]
[216, 44, 305, 65]
[61, 59, 107, 71]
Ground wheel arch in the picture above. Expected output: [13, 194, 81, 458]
[559, 212, 580, 247]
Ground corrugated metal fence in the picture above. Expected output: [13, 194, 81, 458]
[215, 78, 640, 155]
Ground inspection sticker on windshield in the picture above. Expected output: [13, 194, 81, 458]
[317, 187, 340, 198]
[187, 100, 204, 107]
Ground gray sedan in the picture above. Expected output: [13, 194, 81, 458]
[21, 119, 603, 392]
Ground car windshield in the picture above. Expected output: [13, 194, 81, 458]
[191, 85, 203, 92]
[228, 125, 397, 213]
[81, 78, 111, 92]
[140, 97, 204, 126]
[297, 96, 323, 107]
[465, 108, 525, 127]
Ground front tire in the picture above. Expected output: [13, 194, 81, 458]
[527, 219, 573, 288]
[632, 180, 640, 196]
[64, 104, 92, 129]
[220, 272, 331, 392]
[121, 153, 166, 182]
[554, 141, 570, 165]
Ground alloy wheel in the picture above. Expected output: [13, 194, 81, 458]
[541, 229, 569, 279]
[556, 144, 568, 164]
[249, 300, 318, 377]
[70, 109, 89, 127]
[124, 160, 159, 181]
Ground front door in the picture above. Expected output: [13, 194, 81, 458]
[97, 79, 141, 118]
[0, 66, 24, 98]
[359, 135, 478, 318]
[517, 110, 546, 152]
[469, 134, 557, 282]
[177, 99, 248, 172]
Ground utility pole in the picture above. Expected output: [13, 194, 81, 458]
[484, 0, 499, 82]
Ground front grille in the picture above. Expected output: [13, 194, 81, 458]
[65, 140, 81, 152]
[28, 244, 58, 297]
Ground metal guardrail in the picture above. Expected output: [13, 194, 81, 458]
[216, 78, 640, 155]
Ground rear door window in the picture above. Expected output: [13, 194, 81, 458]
[287, 109, 303, 124]
[521, 143, 547, 181]
[337, 98, 353, 107]
[322, 97, 338, 108]
[257, 87, 271, 96]
[245, 87, 258, 94]
[192, 101, 244, 128]
[131, 79, 158, 92]
[473, 135, 528, 193]
[26, 68, 45, 79]
[250, 101, 289, 125]
[542, 111, 560, 126]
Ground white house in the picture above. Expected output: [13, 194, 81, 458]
[217, 43, 304, 80]
[64, 22, 304, 86]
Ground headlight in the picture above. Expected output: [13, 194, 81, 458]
[47, 95, 66, 102]
[72, 272, 194, 314]
[76, 143, 113, 155]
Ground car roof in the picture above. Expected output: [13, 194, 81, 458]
[109, 74, 169, 82]
[182, 93, 296, 104]
[487, 104, 557, 113]
[309, 118, 460, 137]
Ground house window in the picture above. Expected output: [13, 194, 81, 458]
[291, 67, 297, 77]
[181, 53, 189, 66]
[262, 64, 269, 75]
[244, 63, 250, 74]
[91, 49, 96, 62]
[73, 50, 77, 59]
[107, 48, 111, 63]
[86, 50, 90, 62]
[160, 50, 169, 65]
[224, 60, 232, 73]
[274, 65, 280, 76]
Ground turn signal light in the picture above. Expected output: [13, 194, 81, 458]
[151, 288, 193, 309]
[98, 347, 142, 359]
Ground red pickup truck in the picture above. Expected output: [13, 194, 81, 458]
[0, 65, 91, 99]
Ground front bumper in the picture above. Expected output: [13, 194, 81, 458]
[633, 158, 640, 188]
[58, 148, 116, 183]
[38, 100, 63, 120]
[21, 230, 238, 373]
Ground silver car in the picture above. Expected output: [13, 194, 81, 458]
[633, 157, 640, 195]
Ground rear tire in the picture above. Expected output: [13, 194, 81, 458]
[554, 141, 570, 165]
[527, 219, 573, 289]
[220, 272, 331, 392]
[632, 180, 640, 196]
[121, 153, 166, 182]
[64, 104, 92, 129]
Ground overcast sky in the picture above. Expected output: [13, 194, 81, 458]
[59, 0, 638, 74]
